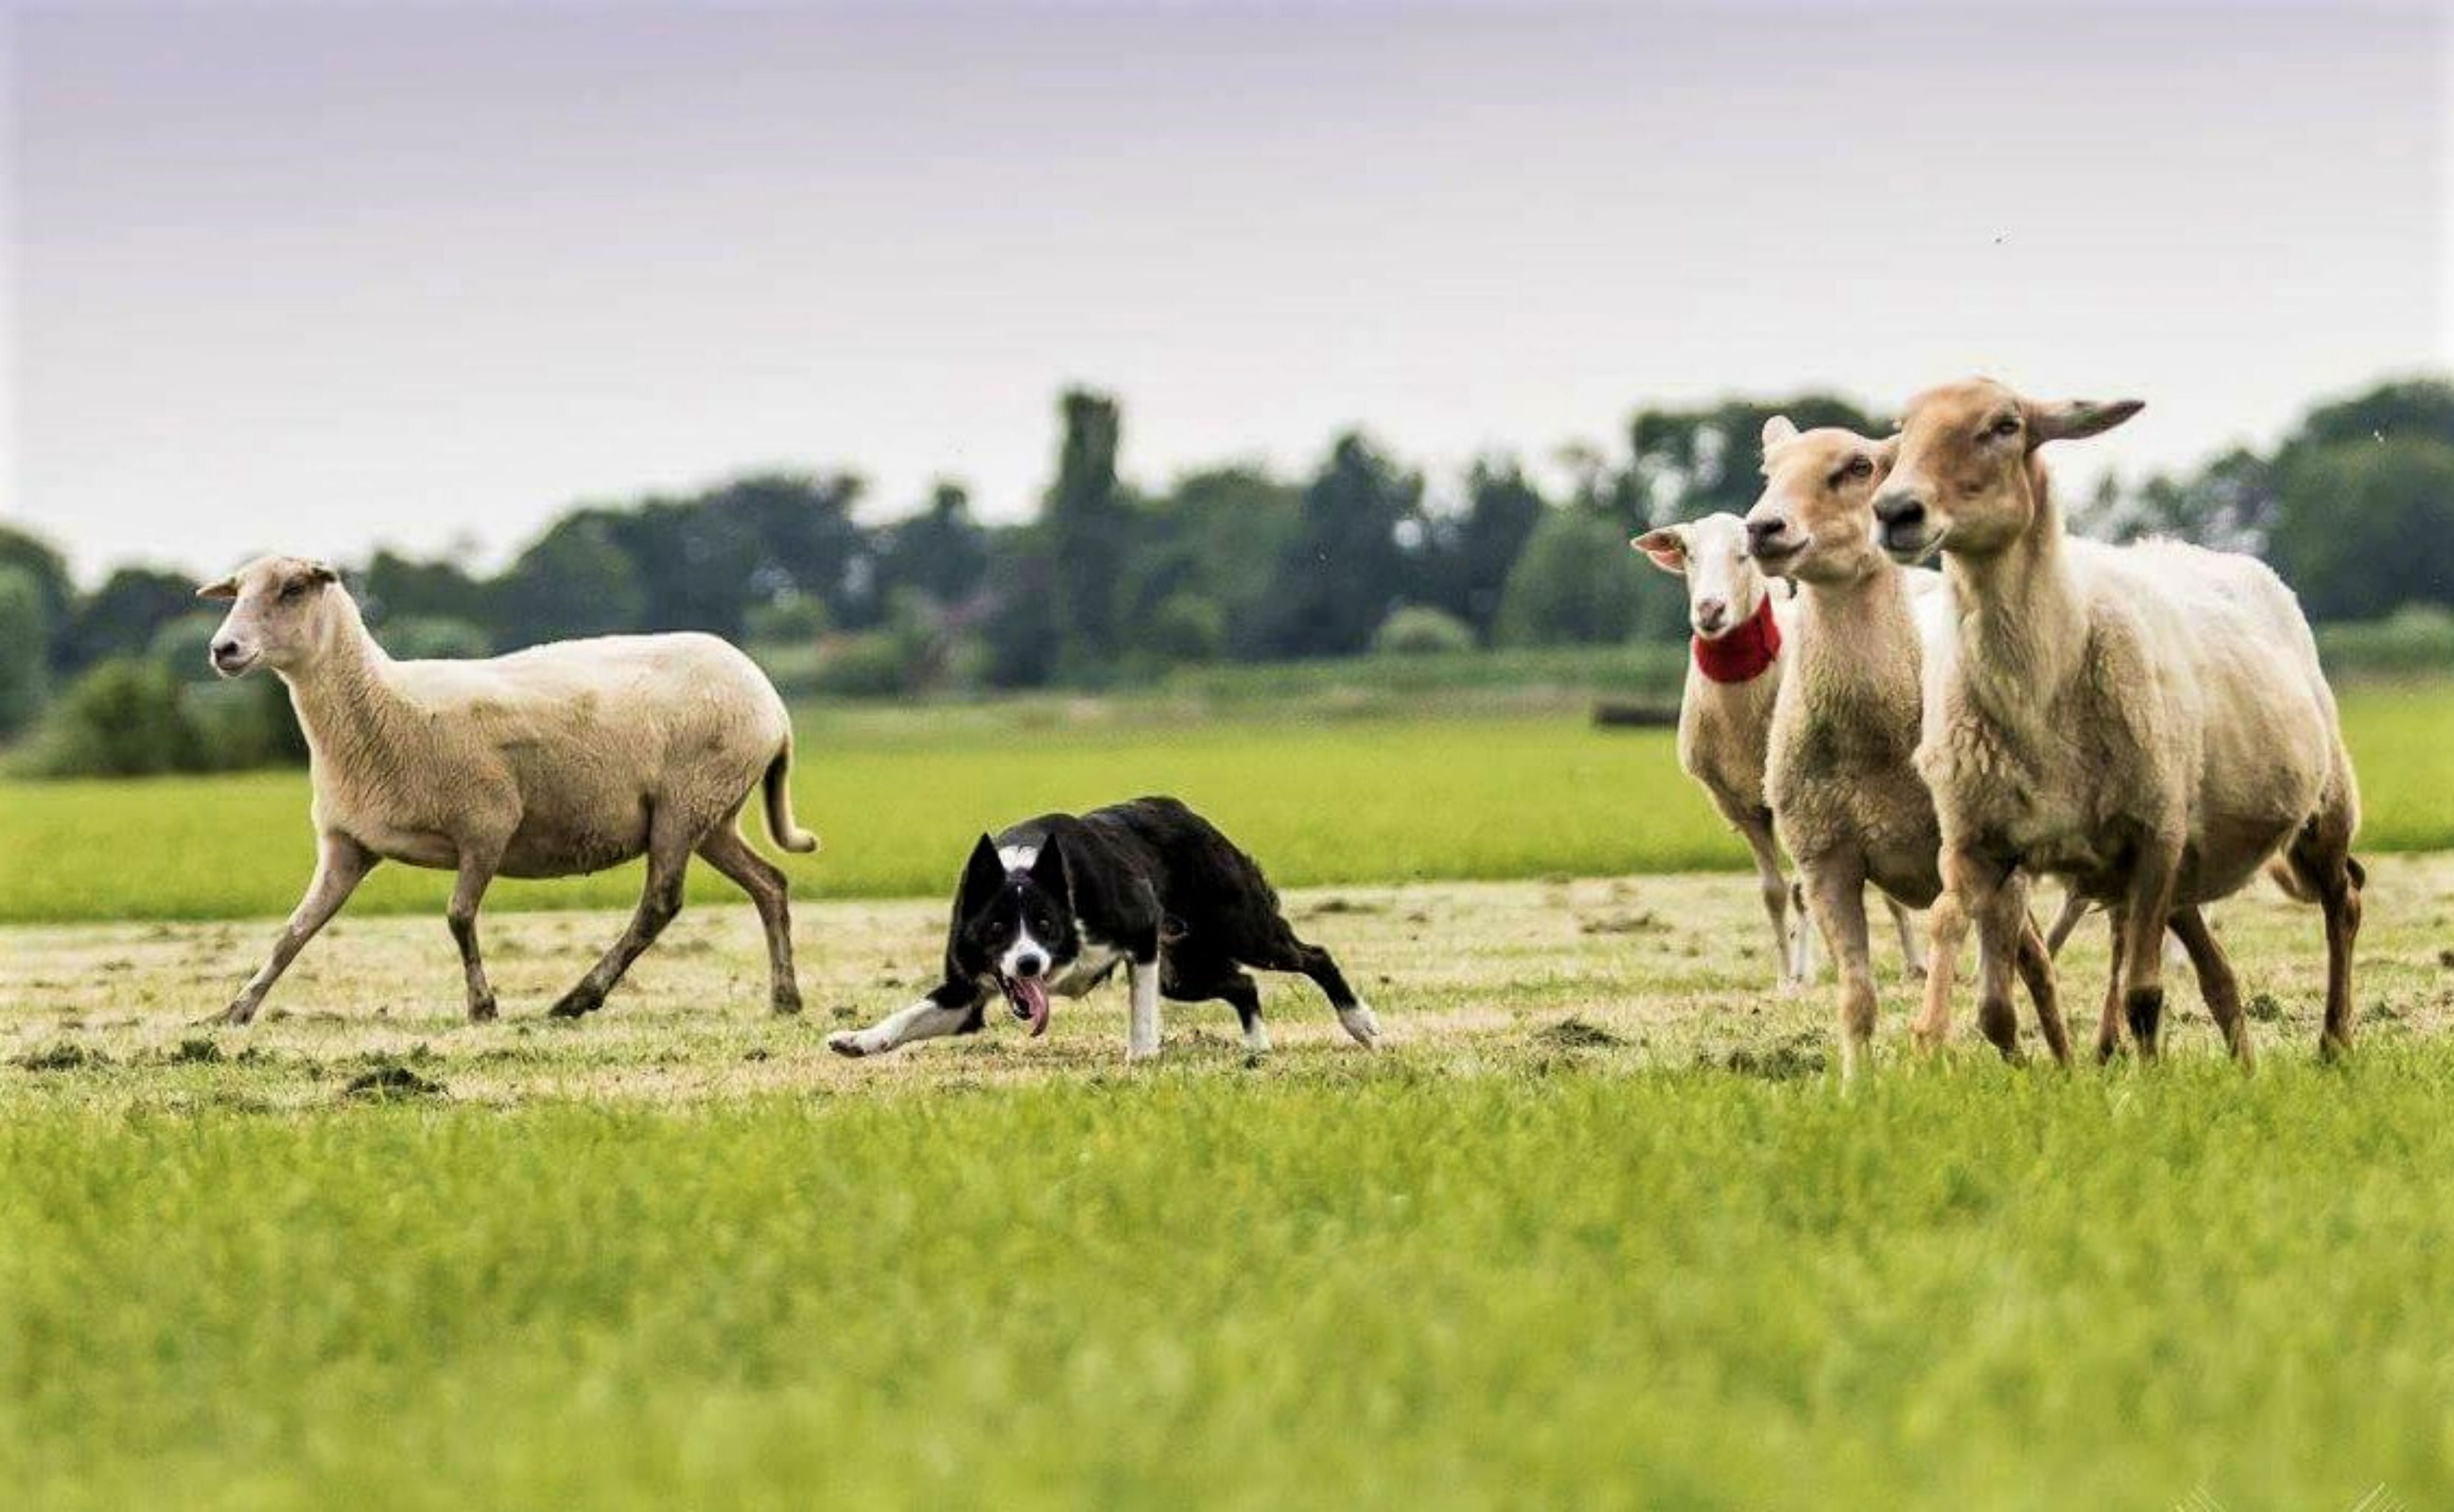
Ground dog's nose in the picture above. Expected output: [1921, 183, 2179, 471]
[1014, 952, 1045, 979]
[1745, 517, 1789, 553]
[1693, 598, 1728, 634]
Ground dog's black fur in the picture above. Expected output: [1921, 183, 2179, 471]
[916, 796, 1363, 1042]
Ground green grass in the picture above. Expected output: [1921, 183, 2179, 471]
[3, 683, 2451, 925]
[8, 851, 2453, 1508]
[6, 1062, 2454, 1509]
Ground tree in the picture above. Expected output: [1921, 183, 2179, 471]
[0, 525, 76, 671]
[0, 566, 50, 737]
[875, 482, 990, 608]
[494, 513, 647, 646]
[362, 549, 491, 627]
[1423, 459, 1547, 639]
[1621, 394, 1885, 534]
[1043, 390, 1132, 672]
[56, 567, 197, 673]
[1267, 434, 1420, 658]
[1495, 509, 1648, 647]
[2267, 436, 2454, 622]
[1133, 467, 1304, 660]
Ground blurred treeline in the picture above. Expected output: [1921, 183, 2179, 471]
[3, 376, 2450, 775]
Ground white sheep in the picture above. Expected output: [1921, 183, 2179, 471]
[1874, 380, 2364, 1063]
[198, 555, 820, 1024]
[1742, 418, 2068, 1078]
[1634, 513, 1922, 991]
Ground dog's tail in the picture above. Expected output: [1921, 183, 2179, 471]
[762, 742, 821, 854]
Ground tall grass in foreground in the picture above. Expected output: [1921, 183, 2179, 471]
[4, 1053, 2451, 1509]
[1, 683, 2449, 924]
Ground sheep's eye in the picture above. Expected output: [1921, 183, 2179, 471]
[1845, 455, 1874, 480]
[279, 580, 308, 602]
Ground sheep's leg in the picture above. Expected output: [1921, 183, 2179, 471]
[1792, 882, 1819, 984]
[1910, 889, 1966, 1054]
[217, 832, 377, 1025]
[1941, 849, 2025, 1063]
[1733, 815, 1800, 993]
[549, 840, 691, 1019]
[2169, 904, 2252, 1068]
[1799, 858, 1876, 1083]
[447, 852, 503, 1024]
[2044, 887, 2091, 959]
[1884, 896, 1925, 983]
[697, 822, 803, 1015]
[2116, 841, 2184, 1061]
[2095, 911, 2129, 1063]
[2011, 913, 2071, 1068]
[2286, 811, 2364, 1061]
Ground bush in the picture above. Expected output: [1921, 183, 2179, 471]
[1146, 593, 1226, 665]
[20, 659, 203, 777]
[147, 613, 225, 680]
[2315, 603, 2454, 679]
[809, 634, 914, 698]
[743, 596, 832, 646]
[1495, 511, 1648, 647]
[1371, 605, 1477, 657]
[0, 565, 50, 738]
[188, 676, 308, 770]
[374, 616, 493, 660]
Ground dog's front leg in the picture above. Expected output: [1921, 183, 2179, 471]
[1126, 956, 1162, 1061]
[827, 984, 979, 1059]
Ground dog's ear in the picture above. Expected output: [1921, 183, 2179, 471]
[960, 834, 1005, 907]
[1029, 834, 1069, 899]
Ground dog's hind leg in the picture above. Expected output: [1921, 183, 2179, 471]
[1246, 923, 1377, 1049]
[1166, 950, 1268, 1053]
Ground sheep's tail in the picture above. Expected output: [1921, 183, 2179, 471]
[762, 743, 821, 854]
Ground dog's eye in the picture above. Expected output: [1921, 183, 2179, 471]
[1990, 415, 2021, 440]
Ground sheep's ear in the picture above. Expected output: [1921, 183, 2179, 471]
[1761, 415, 1799, 449]
[196, 576, 239, 600]
[1631, 527, 1690, 576]
[303, 562, 341, 588]
[2026, 397, 2143, 446]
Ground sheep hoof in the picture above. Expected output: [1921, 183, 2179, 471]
[467, 996, 498, 1024]
[202, 1000, 257, 1028]
[546, 990, 600, 1020]
[771, 992, 804, 1017]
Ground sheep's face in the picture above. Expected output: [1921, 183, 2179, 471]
[1632, 513, 1769, 638]
[1740, 418, 1892, 585]
[1874, 378, 2143, 565]
[196, 556, 345, 678]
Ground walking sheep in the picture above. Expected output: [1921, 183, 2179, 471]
[198, 555, 819, 1025]
[1633, 513, 1920, 991]
[1873, 380, 2363, 1063]
[1742, 419, 2067, 1078]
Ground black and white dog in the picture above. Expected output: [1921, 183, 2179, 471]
[826, 797, 1380, 1060]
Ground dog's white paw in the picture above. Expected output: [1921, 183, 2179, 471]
[1243, 1022, 1273, 1055]
[827, 1030, 877, 1059]
[1126, 1040, 1163, 1063]
[1339, 1004, 1381, 1049]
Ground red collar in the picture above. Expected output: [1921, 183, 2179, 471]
[1692, 596, 1781, 684]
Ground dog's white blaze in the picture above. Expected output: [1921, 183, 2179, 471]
[997, 844, 1037, 871]
[998, 923, 1052, 982]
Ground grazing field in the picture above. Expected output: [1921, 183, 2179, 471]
[6, 856, 2454, 1508]
[2, 681, 2451, 925]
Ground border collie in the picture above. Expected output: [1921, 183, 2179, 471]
[826, 797, 1380, 1060]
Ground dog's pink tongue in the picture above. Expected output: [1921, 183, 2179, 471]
[1019, 977, 1051, 1038]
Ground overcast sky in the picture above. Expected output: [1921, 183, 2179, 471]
[5, 2, 2450, 582]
